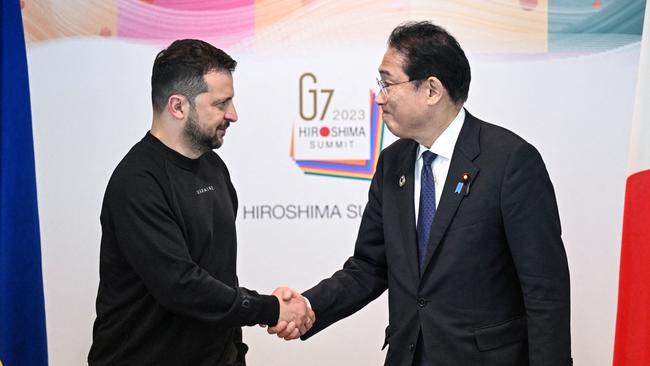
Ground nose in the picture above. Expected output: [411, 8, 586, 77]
[226, 103, 238, 123]
[375, 91, 387, 106]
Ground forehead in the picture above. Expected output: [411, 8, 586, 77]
[378, 48, 408, 79]
[202, 71, 234, 96]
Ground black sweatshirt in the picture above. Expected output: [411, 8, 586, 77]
[88, 133, 279, 366]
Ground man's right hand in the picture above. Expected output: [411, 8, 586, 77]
[269, 287, 315, 340]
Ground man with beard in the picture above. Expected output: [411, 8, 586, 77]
[88, 39, 314, 366]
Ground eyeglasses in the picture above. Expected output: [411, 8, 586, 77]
[376, 77, 422, 98]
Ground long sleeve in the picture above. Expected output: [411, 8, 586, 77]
[102, 169, 279, 328]
[302, 152, 389, 338]
[500, 142, 571, 365]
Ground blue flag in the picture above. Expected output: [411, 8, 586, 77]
[0, 1, 49, 365]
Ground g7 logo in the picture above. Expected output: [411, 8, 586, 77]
[299, 73, 334, 121]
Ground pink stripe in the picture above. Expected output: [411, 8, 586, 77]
[148, 0, 253, 11]
[117, 0, 253, 45]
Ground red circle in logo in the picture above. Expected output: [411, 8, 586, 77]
[319, 126, 330, 137]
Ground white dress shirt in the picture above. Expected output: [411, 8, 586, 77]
[414, 108, 465, 223]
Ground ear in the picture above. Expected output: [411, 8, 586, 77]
[166, 94, 189, 120]
[424, 76, 445, 106]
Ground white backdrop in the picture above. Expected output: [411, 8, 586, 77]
[27, 8, 641, 366]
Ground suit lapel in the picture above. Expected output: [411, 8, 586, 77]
[421, 111, 481, 276]
[394, 140, 420, 282]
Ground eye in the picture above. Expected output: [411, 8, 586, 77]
[213, 100, 229, 109]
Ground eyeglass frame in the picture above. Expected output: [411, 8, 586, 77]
[376, 77, 427, 98]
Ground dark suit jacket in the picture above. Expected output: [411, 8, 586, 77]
[302, 111, 571, 366]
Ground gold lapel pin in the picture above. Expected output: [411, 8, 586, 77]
[399, 175, 406, 187]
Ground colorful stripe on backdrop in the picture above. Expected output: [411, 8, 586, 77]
[20, 0, 645, 55]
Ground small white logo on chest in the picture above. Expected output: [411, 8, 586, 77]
[196, 185, 214, 195]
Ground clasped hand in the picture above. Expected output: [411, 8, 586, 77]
[264, 287, 315, 340]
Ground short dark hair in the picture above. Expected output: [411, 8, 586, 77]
[151, 39, 237, 113]
[388, 21, 471, 103]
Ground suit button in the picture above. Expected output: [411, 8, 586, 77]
[409, 343, 415, 352]
[417, 298, 427, 307]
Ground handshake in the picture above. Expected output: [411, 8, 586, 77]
[264, 287, 316, 340]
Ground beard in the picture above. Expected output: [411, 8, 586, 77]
[183, 110, 227, 153]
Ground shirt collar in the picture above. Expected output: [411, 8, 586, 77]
[417, 107, 465, 161]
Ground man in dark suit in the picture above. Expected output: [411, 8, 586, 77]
[270, 21, 571, 365]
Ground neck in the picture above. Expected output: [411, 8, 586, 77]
[150, 118, 203, 159]
[418, 103, 462, 148]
